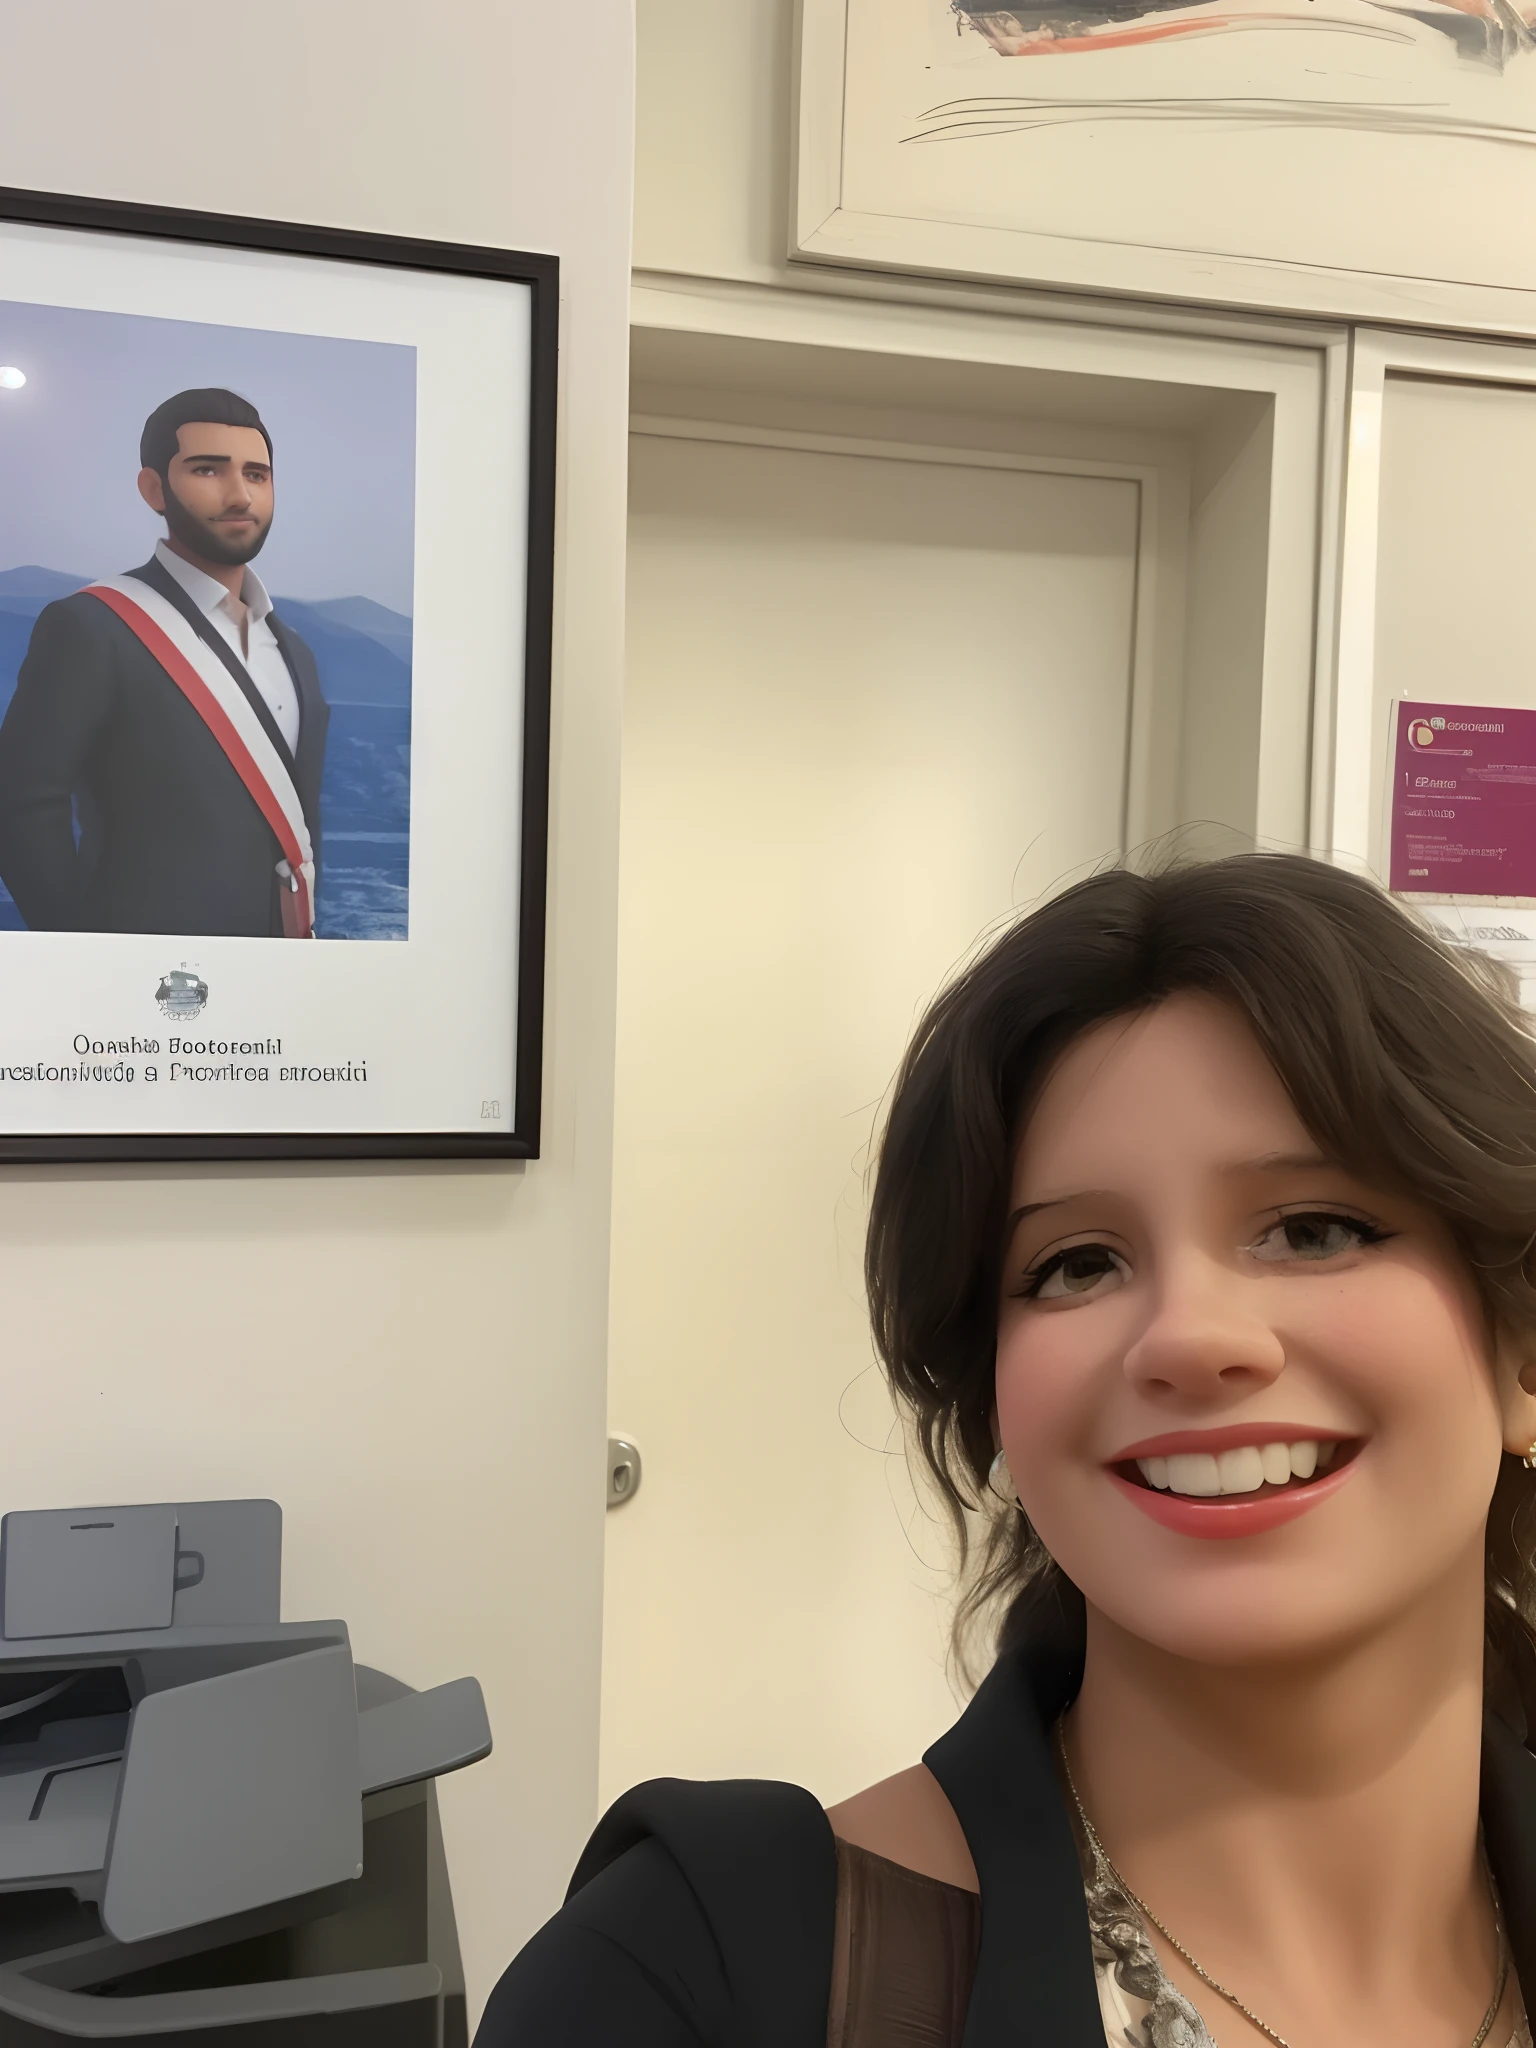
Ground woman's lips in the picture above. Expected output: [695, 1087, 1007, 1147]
[1106, 1436, 1362, 1539]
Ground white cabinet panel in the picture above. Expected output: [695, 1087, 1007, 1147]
[1372, 377, 1536, 872]
[1333, 332, 1536, 879]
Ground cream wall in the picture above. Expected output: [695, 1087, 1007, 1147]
[635, 0, 795, 284]
[0, 0, 634, 2020]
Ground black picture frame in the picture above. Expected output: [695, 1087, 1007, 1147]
[0, 185, 557, 1164]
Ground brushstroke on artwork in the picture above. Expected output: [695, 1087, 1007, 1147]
[905, 92, 1536, 142]
[953, 0, 1536, 65]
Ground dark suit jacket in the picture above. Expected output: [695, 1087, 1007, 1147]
[474, 1632, 1536, 2047]
[0, 556, 329, 937]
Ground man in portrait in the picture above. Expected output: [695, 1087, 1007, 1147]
[0, 388, 330, 937]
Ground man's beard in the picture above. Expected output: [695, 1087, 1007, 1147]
[161, 478, 272, 567]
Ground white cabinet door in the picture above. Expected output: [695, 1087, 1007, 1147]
[603, 424, 1139, 1805]
[1332, 331, 1536, 879]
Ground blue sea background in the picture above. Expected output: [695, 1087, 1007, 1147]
[0, 298, 416, 941]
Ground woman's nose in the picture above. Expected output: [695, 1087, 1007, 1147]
[1121, 1256, 1285, 1400]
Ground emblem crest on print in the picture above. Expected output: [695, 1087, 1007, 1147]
[155, 967, 209, 1021]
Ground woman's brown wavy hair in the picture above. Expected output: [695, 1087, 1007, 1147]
[865, 854, 1536, 1716]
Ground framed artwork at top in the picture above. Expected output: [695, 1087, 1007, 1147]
[794, 0, 1536, 330]
[0, 185, 555, 1161]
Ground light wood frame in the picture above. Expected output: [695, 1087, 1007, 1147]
[794, 0, 1536, 336]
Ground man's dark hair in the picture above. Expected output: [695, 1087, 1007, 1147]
[139, 389, 273, 477]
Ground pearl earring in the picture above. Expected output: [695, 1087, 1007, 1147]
[988, 1448, 1020, 1506]
[1523, 1442, 1536, 1470]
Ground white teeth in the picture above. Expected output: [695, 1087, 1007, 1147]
[1137, 1438, 1345, 1497]
[1216, 1446, 1265, 1494]
[1260, 1442, 1292, 1487]
[1165, 1452, 1221, 1496]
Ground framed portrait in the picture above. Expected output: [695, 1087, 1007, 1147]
[0, 186, 554, 1161]
[795, 0, 1536, 330]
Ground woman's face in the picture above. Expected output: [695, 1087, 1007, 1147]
[994, 993, 1535, 1666]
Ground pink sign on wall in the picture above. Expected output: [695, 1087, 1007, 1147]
[1389, 701, 1536, 897]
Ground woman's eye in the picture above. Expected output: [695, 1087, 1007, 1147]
[1250, 1211, 1387, 1263]
[1025, 1244, 1127, 1301]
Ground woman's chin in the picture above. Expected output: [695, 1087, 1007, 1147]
[1113, 1616, 1353, 1668]
[1083, 1561, 1493, 1672]
[1079, 1574, 1409, 1669]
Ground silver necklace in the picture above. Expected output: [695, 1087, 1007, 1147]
[1054, 1723, 1510, 2048]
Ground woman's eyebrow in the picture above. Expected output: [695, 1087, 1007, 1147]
[1224, 1150, 1333, 1175]
[1004, 1191, 1112, 1234]
[1005, 1154, 1338, 1233]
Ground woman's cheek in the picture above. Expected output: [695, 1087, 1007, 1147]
[1284, 1265, 1489, 1421]
[994, 1312, 1107, 1500]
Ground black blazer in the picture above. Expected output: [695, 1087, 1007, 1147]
[0, 556, 329, 938]
[474, 1635, 1536, 2047]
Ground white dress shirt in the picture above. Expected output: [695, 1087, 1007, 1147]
[153, 540, 301, 755]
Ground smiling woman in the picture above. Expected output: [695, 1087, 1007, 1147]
[476, 854, 1536, 2048]
[872, 859, 1536, 1694]
[993, 986, 1522, 1677]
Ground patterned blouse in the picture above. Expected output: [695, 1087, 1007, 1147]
[826, 1826, 1531, 2048]
[1079, 1832, 1531, 2048]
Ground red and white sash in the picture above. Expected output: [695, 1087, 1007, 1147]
[84, 576, 315, 939]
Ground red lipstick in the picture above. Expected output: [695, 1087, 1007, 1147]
[1108, 1460, 1357, 1539]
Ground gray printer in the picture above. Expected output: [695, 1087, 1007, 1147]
[0, 1498, 490, 2045]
